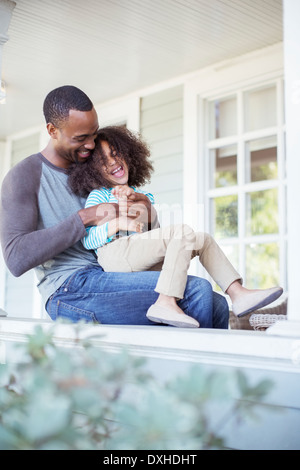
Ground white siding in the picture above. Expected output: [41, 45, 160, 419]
[140, 86, 183, 206]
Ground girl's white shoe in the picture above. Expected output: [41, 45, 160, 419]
[146, 304, 200, 328]
[232, 286, 283, 317]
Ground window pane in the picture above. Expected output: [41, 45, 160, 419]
[211, 195, 238, 238]
[246, 188, 278, 236]
[244, 85, 276, 132]
[246, 243, 280, 288]
[210, 145, 237, 188]
[209, 96, 237, 139]
[245, 136, 277, 183]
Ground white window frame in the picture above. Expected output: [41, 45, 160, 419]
[203, 78, 287, 293]
[183, 44, 284, 281]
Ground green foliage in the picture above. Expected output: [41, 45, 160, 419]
[0, 325, 274, 450]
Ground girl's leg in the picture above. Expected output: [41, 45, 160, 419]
[97, 225, 201, 327]
[226, 281, 283, 317]
[193, 231, 241, 292]
[97, 224, 194, 298]
[193, 232, 283, 317]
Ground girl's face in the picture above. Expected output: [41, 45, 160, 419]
[100, 140, 129, 187]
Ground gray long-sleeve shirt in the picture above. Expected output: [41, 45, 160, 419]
[0, 153, 99, 306]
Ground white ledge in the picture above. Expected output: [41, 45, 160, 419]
[1, 317, 300, 373]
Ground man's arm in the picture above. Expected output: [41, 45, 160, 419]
[0, 158, 117, 276]
[78, 203, 118, 228]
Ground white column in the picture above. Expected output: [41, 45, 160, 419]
[284, 0, 300, 321]
[268, 0, 300, 335]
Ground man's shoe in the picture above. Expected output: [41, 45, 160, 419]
[232, 286, 283, 318]
[146, 304, 200, 328]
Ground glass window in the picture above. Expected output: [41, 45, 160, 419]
[246, 242, 280, 288]
[244, 85, 277, 132]
[211, 195, 238, 238]
[246, 188, 278, 236]
[210, 145, 237, 188]
[209, 96, 237, 139]
[206, 80, 285, 295]
[245, 136, 277, 183]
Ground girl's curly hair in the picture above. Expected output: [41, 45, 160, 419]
[68, 125, 154, 197]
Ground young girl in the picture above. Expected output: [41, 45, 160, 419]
[68, 125, 283, 328]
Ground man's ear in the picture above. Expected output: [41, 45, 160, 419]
[47, 122, 59, 139]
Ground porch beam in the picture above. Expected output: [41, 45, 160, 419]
[268, 0, 300, 336]
[283, 0, 300, 323]
[0, 0, 16, 87]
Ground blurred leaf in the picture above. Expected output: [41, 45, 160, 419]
[0, 326, 275, 450]
[23, 393, 71, 442]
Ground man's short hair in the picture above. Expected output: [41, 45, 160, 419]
[43, 85, 93, 128]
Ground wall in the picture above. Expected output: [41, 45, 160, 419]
[284, 0, 300, 321]
[140, 85, 183, 207]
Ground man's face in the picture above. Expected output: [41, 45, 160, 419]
[51, 108, 99, 167]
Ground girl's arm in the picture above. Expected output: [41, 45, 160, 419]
[82, 189, 118, 250]
[82, 187, 155, 250]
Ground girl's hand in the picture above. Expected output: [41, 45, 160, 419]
[112, 185, 136, 217]
[112, 185, 135, 199]
[118, 215, 145, 233]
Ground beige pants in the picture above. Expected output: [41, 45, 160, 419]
[97, 224, 241, 299]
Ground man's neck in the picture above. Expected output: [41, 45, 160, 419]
[41, 143, 69, 169]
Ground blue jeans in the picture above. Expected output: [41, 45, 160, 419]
[46, 265, 229, 329]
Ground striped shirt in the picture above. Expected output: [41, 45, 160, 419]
[83, 187, 155, 250]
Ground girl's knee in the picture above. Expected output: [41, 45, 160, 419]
[173, 223, 195, 240]
[195, 231, 213, 249]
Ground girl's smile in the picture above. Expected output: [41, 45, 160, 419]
[110, 165, 125, 178]
[101, 140, 129, 186]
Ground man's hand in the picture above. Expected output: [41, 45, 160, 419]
[78, 203, 119, 227]
[118, 215, 145, 233]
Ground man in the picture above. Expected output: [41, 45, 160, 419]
[0, 85, 229, 327]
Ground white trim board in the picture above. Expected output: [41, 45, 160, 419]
[1, 317, 300, 374]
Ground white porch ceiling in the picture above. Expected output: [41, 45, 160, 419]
[0, 0, 283, 139]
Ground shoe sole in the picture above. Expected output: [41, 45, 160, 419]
[237, 289, 283, 318]
[147, 314, 199, 328]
